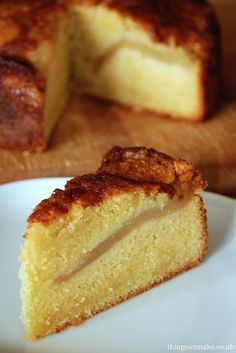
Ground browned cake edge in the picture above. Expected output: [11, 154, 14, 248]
[0, 57, 46, 151]
[76, 0, 218, 53]
[0, 0, 66, 152]
[28, 146, 206, 224]
[98, 146, 206, 191]
[199, 7, 221, 119]
[28, 173, 175, 225]
[0, 0, 219, 61]
[40, 195, 207, 338]
[0, 0, 66, 55]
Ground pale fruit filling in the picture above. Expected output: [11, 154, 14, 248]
[55, 197, 191, 283]
[71, 5, 203, 119]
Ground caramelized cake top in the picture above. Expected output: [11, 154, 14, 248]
[0, 57, 45, 150]
[74, 0, 220, 59]
[28, 146, 206, 225]
[0, 0, 66, 57]
[98, 146, 206, 188]
[0, 0, 219, 60]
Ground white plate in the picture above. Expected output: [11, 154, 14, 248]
[0, 178, 236, 353]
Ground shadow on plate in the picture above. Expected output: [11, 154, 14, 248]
[0, 343, 24, 353]
[207, 197, 235, 258]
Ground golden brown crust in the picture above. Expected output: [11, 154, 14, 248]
[98, 146, 207, 192]
[76, 0, 218, 55]
[0, 0, 67, 152]
[0, 57, 45, 151]
[28, 146, 206, 224]
[28, 172, 174, 224]
[0, 1, 66, 151]
[0, 0, 66, 58]
[0, 0, 220, 64]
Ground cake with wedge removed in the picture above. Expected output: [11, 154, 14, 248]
[19, 146, 208, 340]
[0, 0, 220, 151]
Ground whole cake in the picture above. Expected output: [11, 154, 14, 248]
[0, 0, 221, 151]
[19, 146, 208, 340]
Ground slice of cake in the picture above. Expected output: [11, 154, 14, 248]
[0, 0, 221, 151]
[19, 146, 208, 340]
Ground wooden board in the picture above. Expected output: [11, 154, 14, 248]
[0, 0, 235, 195]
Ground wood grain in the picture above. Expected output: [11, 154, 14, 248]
[0, 0, 235, 195]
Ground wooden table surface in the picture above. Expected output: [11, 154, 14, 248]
[0, 0, 235, 196]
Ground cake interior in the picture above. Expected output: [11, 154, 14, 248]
[27, 11, 71, 144]
[20, 190, 206, 340]
[43, 13, 71, 140]
[70, 4, 203, 120]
